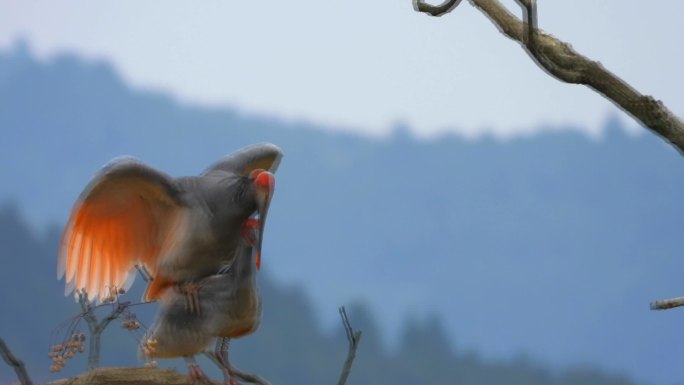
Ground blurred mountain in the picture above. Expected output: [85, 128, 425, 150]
[2, 40, 684, 385]
[0, 204, 641, 385]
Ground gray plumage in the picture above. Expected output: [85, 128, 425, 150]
[58, 143, 282, 302]
[142, 220, 261, 358]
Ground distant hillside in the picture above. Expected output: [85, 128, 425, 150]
[2, 40, 684, 385]
[0, 204, 642, 385]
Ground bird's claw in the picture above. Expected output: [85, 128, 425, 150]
[186, 363, 211, 385]
[177, 283, 203, 315]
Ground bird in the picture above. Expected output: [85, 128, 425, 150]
[142, 218, 264, 385]
[57, 143, 282, 303]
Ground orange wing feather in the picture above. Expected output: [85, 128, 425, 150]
[58, 159, 186, 302]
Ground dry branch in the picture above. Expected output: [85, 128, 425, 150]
[650, 296, 684, 310]
[0, 337, 33, 385]
[48, 306, 362, 384]
[414, 0, 684, 154]
[336, 306, 362, 385]
[413, 0, 462, 16]
[45, 367, 206, 385]
[77, 291, 132, 369]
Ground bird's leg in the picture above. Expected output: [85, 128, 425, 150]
[183, 355, 211, 385]
[177, 282, 203, 315]
[214, 338, 240, 385]
[135, 264, 152, 283]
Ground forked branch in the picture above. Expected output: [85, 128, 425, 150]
[337, 306, 362, 385]
[414, 0, 684, 153]
[77, 291, 131, 369]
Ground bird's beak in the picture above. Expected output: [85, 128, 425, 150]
[254, 173, 275, 270]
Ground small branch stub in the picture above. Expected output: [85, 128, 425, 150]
[650, 296, 684, 310]
[413, 0, 462, 17]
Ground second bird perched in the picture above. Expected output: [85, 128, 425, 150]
[57, 143, 283, 302]
[143, 218, 264, 385]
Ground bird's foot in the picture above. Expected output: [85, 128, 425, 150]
[221, 366, 241, 385]
[186, 363, 212, 385]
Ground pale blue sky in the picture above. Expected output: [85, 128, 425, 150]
[1, 0, 682, 138]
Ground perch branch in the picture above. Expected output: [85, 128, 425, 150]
[650, 296, 684, 310]
[336, 306, 362, 385]
[414, 0, 684, 154]
[0, 337, 33, 385]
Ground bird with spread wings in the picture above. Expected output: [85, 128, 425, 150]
[57, 143, 282, 303]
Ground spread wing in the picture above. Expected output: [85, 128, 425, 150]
[58, 157, 187, 302]
[202, 143, 283, 177]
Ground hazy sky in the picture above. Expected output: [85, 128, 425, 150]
[1, 0, 682, 138]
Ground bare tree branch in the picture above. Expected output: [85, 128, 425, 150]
[414, 0, 684, 154]
[336, 306, 362, 385]
[413, 0, 463, 16]
[650, 296, 684, 310]
[0, 337, 33, 385]
[77, 291, 131, 369]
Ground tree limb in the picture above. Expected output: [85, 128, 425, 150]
[0, 337, 33, 385]
[336, 306, 362, 385]
[414, 0, 684, 154]
[650, 296, 684, 310]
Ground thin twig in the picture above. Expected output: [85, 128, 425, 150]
[413, 0, 462, 16]
[0, 337, 33, 385]
[98, 301, 130, 331]
[650, 296, 684, 310]
[336, 306, 362, 385]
